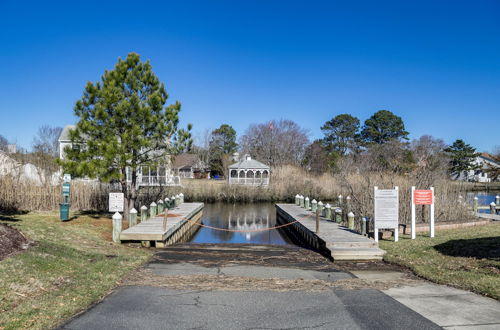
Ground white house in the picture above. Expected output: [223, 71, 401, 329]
[58, 125, 180, 186]
[457, 153, 500, 182]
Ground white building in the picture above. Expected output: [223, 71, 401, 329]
[457, 153, 500, 182]
[58, 125, 180, 186]
[228, 154, 270, 186]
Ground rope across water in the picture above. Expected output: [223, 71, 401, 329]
[158, 211, 315, 233]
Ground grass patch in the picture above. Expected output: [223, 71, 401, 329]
[0, 212, 152, 329]
[380, 222, 500, 300]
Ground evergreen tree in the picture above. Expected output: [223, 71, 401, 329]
[208, 124, 238, 176]
[60, 53, 192, 219]
[361, 110, 409, 144]
[321, 114, 361, 155]
[444, 139, 480, 180]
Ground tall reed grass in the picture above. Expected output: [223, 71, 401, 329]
[0, 165, 474, 224]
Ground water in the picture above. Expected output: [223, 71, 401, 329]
[189, 203, 291, 245]
[466, 191, 500, 213]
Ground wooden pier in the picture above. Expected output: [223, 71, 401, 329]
[276, 204, 385, 261]
[120, 202, 204, 247]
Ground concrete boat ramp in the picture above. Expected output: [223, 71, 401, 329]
[120, 203, 203, 247]
[276, 203, 385, 261]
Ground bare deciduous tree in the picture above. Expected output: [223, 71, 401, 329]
[32, 125, 63, 157]
[239, 119, 309, 167]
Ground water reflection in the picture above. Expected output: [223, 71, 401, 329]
[189, 203, 290, 245]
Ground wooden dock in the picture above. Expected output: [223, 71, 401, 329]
[276, 204, 385, 261]
[120, 202, 204, 247]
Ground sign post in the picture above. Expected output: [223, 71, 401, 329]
[411, 187, 434, 239]
[374, 186, 399, 242]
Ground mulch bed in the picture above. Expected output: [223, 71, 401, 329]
[0, 223, 33, 261]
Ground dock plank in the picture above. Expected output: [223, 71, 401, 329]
[276, 204, 385, 261]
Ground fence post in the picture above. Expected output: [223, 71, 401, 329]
[311, 199, 317, 213]
[325, 203, 331, 220]
[158, 200, 164, 214]
[112, 212, 122, 243]
[316, 209, 320, 233]
[490, 202, 496, 215]
[335, 208, 342, 223]
[150, 202, 157, 218]
[348, 212, 354, 230]
[361, 217, 367, 236]
[305, 197, 310, 210]
[473, 196, 478, 213]
[140, 205, 148, 222]
[129, 208, 137, 227]
[317, 201, 324, 217]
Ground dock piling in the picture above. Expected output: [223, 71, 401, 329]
[112, 212, 122, 243]
[140, 205, 148, 222]
[129, 208, 138, 227]
[348, 212, 354, 230]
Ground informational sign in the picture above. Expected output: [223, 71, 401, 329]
[411, 187, 435, 239]
[414, 190, 433, 205]
[374, 186, 399, 242]
[63, 173, 71, 183]
[109, 193, 124, 212]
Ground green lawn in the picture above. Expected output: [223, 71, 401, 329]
[0, 212, 152, 330]
[380, 222, 500, 300]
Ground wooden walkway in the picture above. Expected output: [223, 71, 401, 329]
[276, 204, 385, 261]
[120, 203, 204, 246]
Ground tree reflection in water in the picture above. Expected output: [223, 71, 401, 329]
[189, 203, 290, 245]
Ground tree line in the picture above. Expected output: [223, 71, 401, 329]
[200, 110, 495, 182]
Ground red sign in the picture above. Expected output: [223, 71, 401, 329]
[414, 190, 433, 205]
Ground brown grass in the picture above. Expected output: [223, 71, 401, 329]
[0, 165, 474, 224]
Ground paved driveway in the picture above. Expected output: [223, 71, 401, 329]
[60, 244, 440, 330]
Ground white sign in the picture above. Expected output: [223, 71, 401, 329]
[109, 193, 124, 212]
[374, 186, 399, 242]
[63, 173, 71, 183]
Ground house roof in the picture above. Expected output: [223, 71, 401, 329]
[479, 152, 500, 167]
[58, 125, 76, 142]
[228, 154, 270, 170]
[173, 154, 208, 170]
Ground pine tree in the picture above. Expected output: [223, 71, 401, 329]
[361, 110, 409, 144]
[208, 124, 238, 176]
[60, 53, 192, 219]
[321, 114, 361, 155]
[444, 139, 480, 180]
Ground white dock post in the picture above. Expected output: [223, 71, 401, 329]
[129, 208, 138, 227]
[112, 212, 122, 243]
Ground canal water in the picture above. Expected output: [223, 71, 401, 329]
[466, 191, 500, 213]
[189, 203, 291, 245]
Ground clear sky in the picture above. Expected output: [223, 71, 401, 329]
[0, 0, 499, 152]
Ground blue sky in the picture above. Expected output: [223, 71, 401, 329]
[0, 0, 499, 152]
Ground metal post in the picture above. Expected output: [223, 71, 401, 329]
[129, 208, 138, 227]
[140, 205, 148, 222]
[112, 212, 122, 243]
